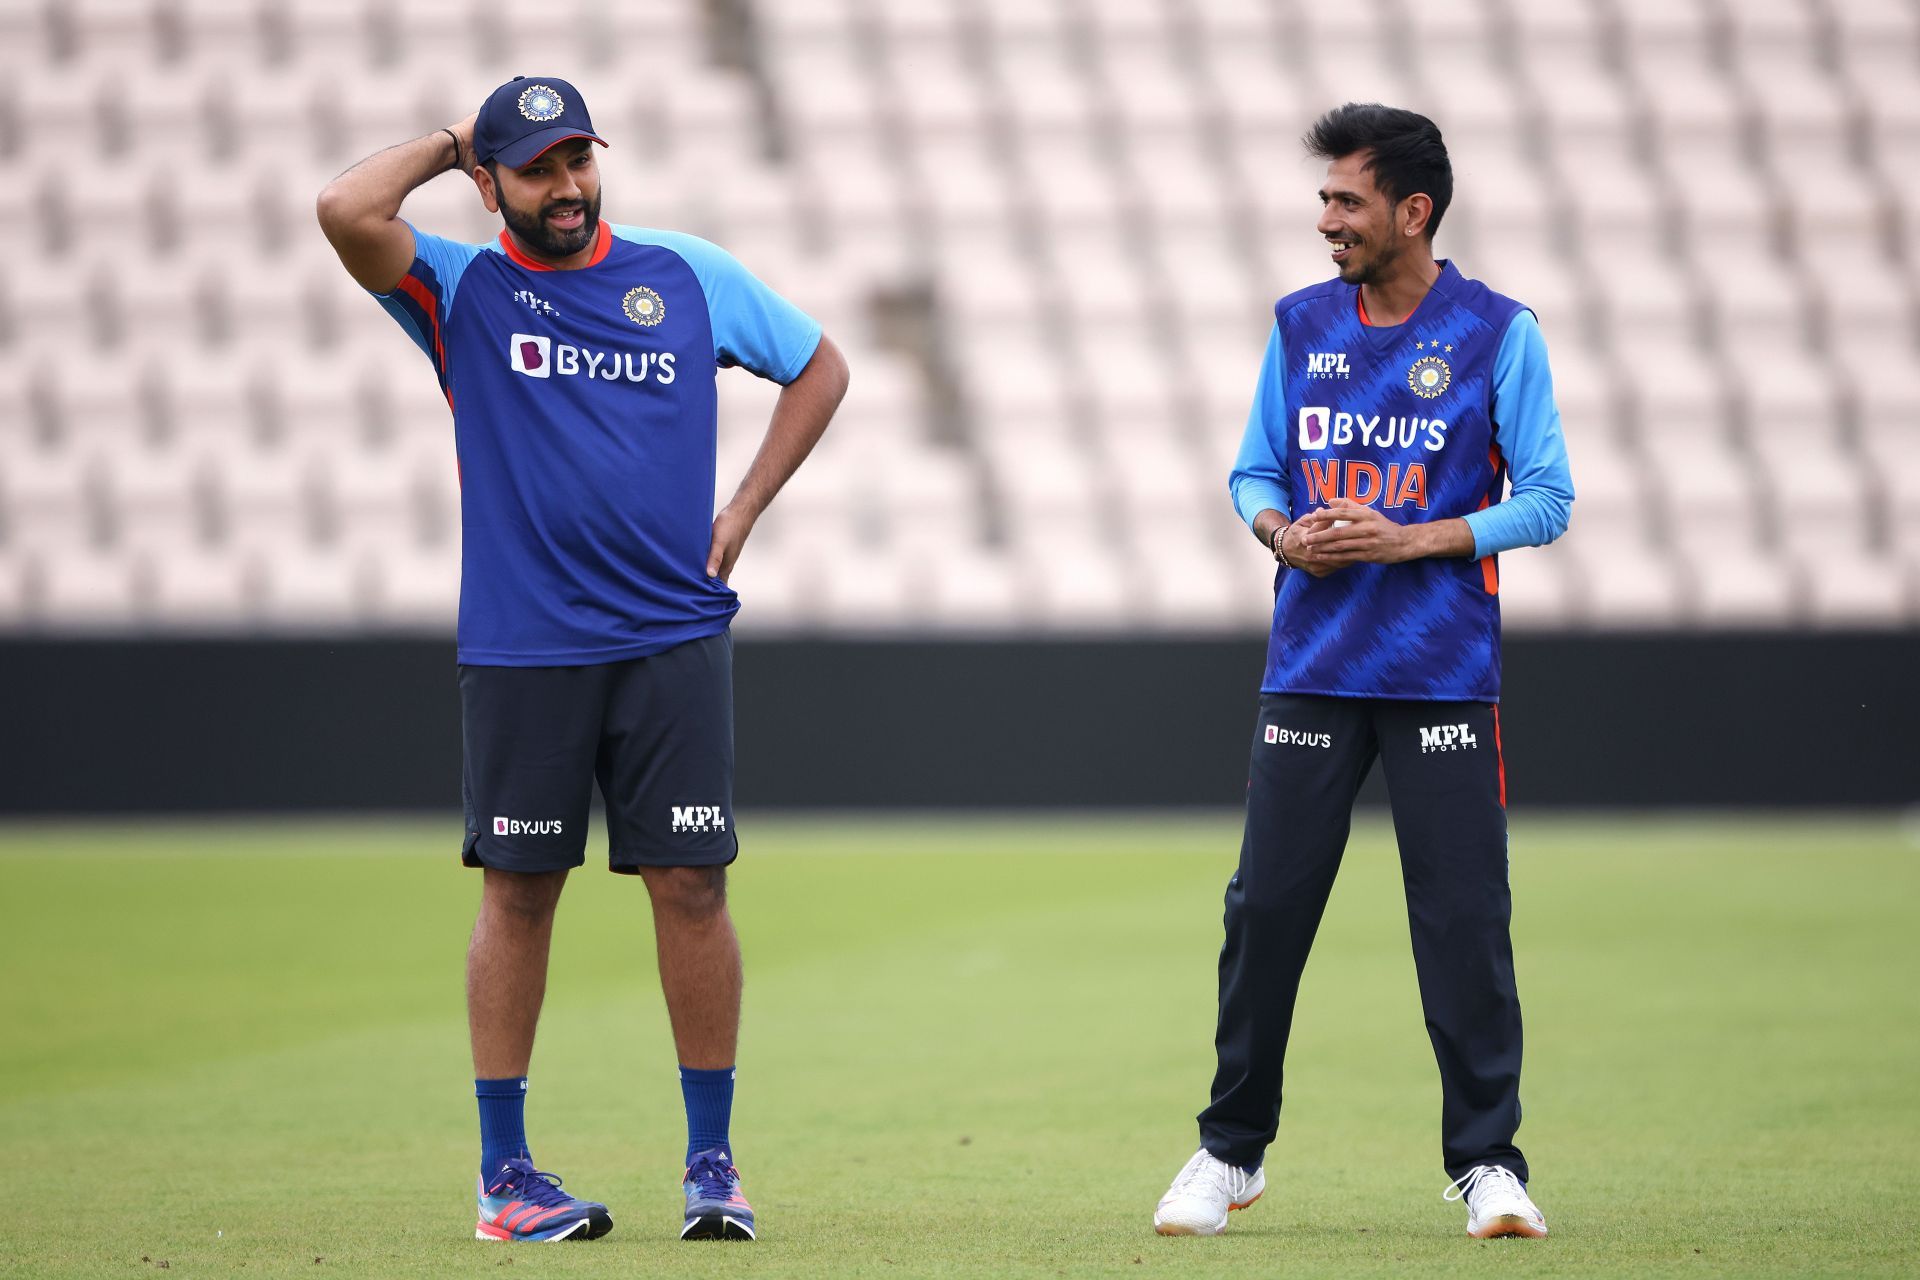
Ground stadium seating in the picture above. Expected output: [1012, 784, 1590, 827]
[0, 0, 1915, 633]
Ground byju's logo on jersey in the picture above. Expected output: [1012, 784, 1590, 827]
[508, 333, 677, 384]
[1305, 352, 1349, 379]
[1418, 724, 1478, 753]
[1293, 408, 1451, 455]
[1298, 406, 1331, 450]
[671, 805, 727, 834]
[510, 334, 552, 377]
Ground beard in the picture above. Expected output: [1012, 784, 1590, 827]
[500, 187, 602, 258]
[1337, 234, 1401, 286]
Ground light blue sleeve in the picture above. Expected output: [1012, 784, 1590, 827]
[370, 222, 486, 363]
[617, 227, 823, 384]
[1228, 324, 1291, 529]
[1463, 310, 1576, 558]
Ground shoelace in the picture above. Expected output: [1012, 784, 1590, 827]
[1170, 1152, 1233, 1196]
[686, 1156, 739, 1200]
[1442, 1164, 1525, 1207]
[491, 1158, 576, 1207]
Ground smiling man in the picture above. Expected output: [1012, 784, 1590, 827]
[1151, 104, 1573, 1240]
[317, 75, 848, 1244]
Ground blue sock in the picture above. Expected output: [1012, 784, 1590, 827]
[476, 1077, 529, 1178]
[679, 1066, 735, 1164]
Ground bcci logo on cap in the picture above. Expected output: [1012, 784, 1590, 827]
[517, 83, 565, 122]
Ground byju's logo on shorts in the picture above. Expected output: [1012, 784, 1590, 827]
[493, 816, 565, 835]
[1265, 724, 1332, 749]
[510, 333, 551, 377]
[1418, 724, 1478, 753]
[1298, 406, 1331, 450]
[670, 805, 727, 834]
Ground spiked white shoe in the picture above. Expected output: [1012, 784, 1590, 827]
[1443, 1165, 1547, 1239]
[1153, 1149, 1265, 1236]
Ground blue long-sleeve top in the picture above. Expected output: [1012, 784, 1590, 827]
[1229, 310, 1574, 558]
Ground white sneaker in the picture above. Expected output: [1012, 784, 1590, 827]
[1153, 1149, 1265, 1236]
[1443, 1165, 1547, 1238]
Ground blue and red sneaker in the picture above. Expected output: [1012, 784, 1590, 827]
[681, 1147, 756, 1240]
[475, 1157, 613, 1242]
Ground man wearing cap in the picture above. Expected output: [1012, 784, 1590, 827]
[317, 75, 848, 1244]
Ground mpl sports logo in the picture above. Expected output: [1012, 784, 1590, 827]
[1418, 724, 1478, 753]
[671, 805, 727, 834]
[1265, 724, 1332, 749]
[509, 333, 677, 383]
[493, 816, 565, 835]
[511, 288, 559, 319]
[1304, 351, 1350, 379]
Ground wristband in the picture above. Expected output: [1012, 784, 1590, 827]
[1271, 523, 1294, 570]
[443, 128, 463, 174]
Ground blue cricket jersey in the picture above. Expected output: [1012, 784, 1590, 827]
[373, 220, 821, 665]
[1229, 261, 1574, 701]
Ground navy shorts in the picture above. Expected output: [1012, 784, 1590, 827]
[458, 630, 738, 874]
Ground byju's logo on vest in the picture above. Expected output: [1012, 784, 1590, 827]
[1299, 406, 1331, 450]
[507, 333, 678, 384]
[511, 333, 552, 377]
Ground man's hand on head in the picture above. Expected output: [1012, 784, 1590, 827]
[449, 111, 479, 174]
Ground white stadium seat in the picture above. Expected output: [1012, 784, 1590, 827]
[1, 0, 1915, 631]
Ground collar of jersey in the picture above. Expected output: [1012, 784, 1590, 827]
[1354, 258, 1458, 329]
[496, 221, 613, 271]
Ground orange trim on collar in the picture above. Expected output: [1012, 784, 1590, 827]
[497, 219, 611, 271]
[1356, 290, 1372, 326]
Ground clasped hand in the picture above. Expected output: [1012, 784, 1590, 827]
[1278, 501, 1423, 577]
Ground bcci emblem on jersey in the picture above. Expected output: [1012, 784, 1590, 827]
[622, 285, 666, 327]
[1408, 354, 1451, 399]
[517, 83, 565, 121]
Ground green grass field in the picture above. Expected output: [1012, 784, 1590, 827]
[2, 813, 1916, 1277]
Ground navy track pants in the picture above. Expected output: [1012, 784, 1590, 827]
[1196, 693, 1529, 1184]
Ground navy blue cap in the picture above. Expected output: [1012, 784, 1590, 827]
[473, 76, 608, 169]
